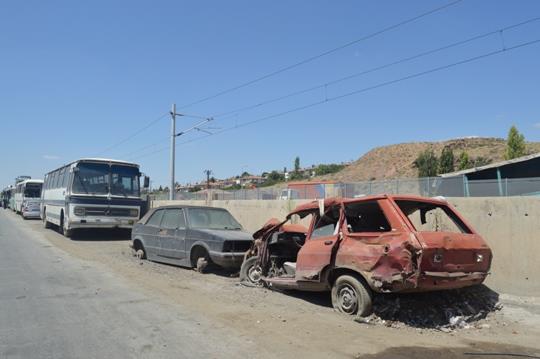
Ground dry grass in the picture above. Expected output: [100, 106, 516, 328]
[317, 137, 540, 182]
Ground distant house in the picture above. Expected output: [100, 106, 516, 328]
[235, 175, 265, 187]
[437, 152, 540, 196]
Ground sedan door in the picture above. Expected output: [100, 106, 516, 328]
[158, 208, 187, 261]
[141, 209, 164, 259]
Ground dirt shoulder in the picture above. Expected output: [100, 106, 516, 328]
[12, 212, 540, 358]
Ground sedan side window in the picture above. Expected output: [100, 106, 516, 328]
[146, 210, 164, 227]
[161, 209, 185, 230]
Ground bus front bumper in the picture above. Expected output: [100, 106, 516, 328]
[68, 217, 138, 229]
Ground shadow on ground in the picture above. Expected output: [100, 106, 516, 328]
[70, 228, 131, 241]
[370, 285, 501, 329]
[356, 342, 540, 359]
[275, 285, 500, 329]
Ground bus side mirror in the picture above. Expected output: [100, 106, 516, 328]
[143, 176, 150, 189]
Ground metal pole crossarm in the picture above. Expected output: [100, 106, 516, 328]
[174, 117, 214, 137]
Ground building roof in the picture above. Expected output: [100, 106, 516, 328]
[440, 152, 540, 178]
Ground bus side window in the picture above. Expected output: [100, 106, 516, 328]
[53, 171, 59, 189]
[61, 167, 68, 188]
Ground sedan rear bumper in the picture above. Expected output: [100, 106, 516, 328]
[415, 271, 488, 291]
[22, 210, 41, 218]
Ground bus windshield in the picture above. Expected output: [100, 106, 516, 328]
[72, 163, 109, 195]
[111, 165, 140, 197]
[71, 162, 140, 197]
[24, 183, 42, 198]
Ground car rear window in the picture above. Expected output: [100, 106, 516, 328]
[395, 200, 472, 234]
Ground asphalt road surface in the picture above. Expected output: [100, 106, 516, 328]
[0, 210, 263, 359]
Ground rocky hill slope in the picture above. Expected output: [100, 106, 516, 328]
[318, 137, 540, 182]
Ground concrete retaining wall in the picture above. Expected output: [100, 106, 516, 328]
[153, 197, 540, 297]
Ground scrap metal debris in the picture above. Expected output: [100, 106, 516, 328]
[354, 285, 502, 331]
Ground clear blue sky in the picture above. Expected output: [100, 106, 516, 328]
[1, 0, 540, 188]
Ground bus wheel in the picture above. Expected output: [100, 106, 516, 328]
[59, 213, 73, 238]
[42, 210, 52, 229]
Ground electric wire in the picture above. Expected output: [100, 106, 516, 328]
[177, 0, 464, 110]
[210, 17, 540, 121]
[125, 16, 539, 159]
[129, 37, 540, 161]
[96, 111, 211, 157]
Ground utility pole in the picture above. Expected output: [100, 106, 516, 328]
[170, 104, 178, 200]
[204, 169, 212, 190]
[168, 105, 214, 201]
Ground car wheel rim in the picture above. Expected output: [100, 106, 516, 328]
[247, 264, 262, 283]
[338, 284, 358, 314]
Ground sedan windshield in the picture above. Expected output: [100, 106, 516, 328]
[188, 208, 242, 230]
[111, 165, 140, 197]
[72, 163, 109, 195]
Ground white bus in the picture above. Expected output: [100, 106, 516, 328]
[41, 158, 149, 237]
[14, 179, 43, 219]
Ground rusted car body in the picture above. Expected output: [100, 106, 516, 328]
[240, 195, 492, 316]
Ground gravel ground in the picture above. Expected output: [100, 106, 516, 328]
[9, 211, 540, 358]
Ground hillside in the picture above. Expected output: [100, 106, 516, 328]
[317, 137, 540, 182]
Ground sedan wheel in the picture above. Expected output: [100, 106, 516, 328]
[331, 275, 373, 317]
[239, 256, 263, 286]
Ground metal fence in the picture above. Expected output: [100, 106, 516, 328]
[149, 176, 540, 201]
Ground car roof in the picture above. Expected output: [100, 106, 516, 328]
[291, 194, 448, 214]
[150, 205, 230, 211]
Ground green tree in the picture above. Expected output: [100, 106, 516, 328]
[438, 147, 455, 174]
[414, 149, 438, 177]
[268, 171, 284, 182]
[294, 156, 300, 173]
[505, 125, 526, 160]
[458, 151, 471, 170]
[314, 163, 346, 176]
[473, 156, 492, 167]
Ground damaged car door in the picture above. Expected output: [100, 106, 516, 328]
[295, 205, 343, 282]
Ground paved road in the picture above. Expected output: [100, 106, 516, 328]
[0, 210, 260, 359]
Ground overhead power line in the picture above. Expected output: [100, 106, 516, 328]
[104, 0, 463, 160]
[96, 111, 210, 157]
[129, 37, 540, 161]
[95, 112, 168, 156]
[126, 17, 539, 160]
[177, 0, 464, 110]
[210, 17, 540, 121]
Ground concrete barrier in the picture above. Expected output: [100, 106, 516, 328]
[153, 197, 540, 297]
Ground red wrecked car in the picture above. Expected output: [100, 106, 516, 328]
[240, 195, 492, 316]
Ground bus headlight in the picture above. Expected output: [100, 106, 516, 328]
[74, 206, 85, 216]
[129, 209, 139, 217]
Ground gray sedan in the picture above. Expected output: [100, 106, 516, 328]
[130, 205, 253, 271]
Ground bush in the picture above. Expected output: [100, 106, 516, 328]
[414, 149, 439, 177]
